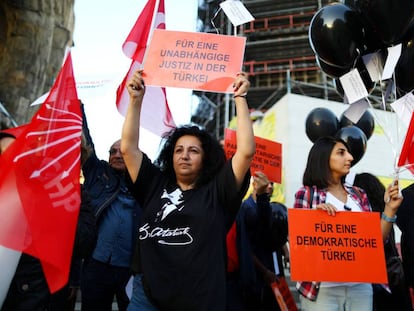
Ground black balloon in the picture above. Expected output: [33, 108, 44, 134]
[344, 0, 386, 52]
[395, 23, 414, 96]
[352, 0, 414, 46]
[339, 110, 375, 140]
[309, 3, 365, 69]
[335, 126, 367, 165]
[316, 57, 351, 79]
[305, 108, 339, 143]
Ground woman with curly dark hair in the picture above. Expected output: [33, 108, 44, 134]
[121, 70, 255, 311]
[154, 125, 227, 189]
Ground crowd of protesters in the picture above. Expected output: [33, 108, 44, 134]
[0, 69, 413, 311]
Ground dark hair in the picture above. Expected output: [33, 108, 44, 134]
[155, 125, 226, 187]
[353, 172, 385, 212]
[303, 136, 349, 188]
[0, 131, 15, 139]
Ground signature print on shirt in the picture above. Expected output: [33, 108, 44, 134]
[139, 187, 193, 246]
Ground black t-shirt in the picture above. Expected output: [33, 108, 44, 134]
[129, 154, 249, 311]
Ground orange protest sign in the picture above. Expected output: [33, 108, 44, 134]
[143, 29, 246, 92]
[288, 209, 387, 283]
[224, 129, 282, 183]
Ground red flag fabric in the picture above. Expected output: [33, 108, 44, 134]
[0, 52, 82, 293]
[116, 0, 176, 136]
[0, 124, 28, 139]
[398, 112, 414, 174]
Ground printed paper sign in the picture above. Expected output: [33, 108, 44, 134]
[339, 69, 369, 104]
[220, 0, 255, 27]
[391, 92, 414, 128]
[288, 209, 387, 283]
[362, 51, 384, 83]
[224, 128, 282, 183]
[143, 29, 246, 93]
[362, 44, 402, 82]
[382, 44, 402, 80]
[343, 99, 369, 124]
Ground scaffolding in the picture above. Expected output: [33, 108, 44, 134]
[193, 0, 391, 138]
[192, 0, 338, 137]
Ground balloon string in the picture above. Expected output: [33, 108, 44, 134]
[391, 73, 402, 174]
[367, 101, 399, 172]
[369, 73, 404, 177]
[380, 78, 387, 111]
[353, 48, 361, 69]
[210, 7, 222, 35]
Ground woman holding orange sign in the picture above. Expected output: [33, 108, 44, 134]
[293, 136, 402, 311]
[121, 70, 255, 311]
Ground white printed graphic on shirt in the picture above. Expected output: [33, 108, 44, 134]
[139, 187, 193, 246]
[156, 188, 184, 221]
[139, 223, 193, 245]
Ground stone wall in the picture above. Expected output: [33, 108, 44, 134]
[0, 0, 75, 128]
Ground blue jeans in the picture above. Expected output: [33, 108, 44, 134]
[81, 258, 131, 311]
[300, 283, 373, 311]
[127, 274, 159, 311]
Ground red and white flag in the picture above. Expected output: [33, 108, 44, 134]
[398, 112, 414, 174]
[116, 0, 176, 136]
[0, 52, 82, 293]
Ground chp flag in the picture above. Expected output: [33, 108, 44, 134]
[0, 51, 82, 301]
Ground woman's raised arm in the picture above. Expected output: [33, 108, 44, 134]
[231, 72, 256, 189]
[120, 70, 146, 183]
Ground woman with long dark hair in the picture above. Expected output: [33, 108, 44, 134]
[294, 136, 401, 311]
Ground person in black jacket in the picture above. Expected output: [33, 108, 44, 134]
[241, 172, 288, 311]
[47, 185, 97, 311]
[354, 173, 412, 311]
[80, 105, 141, 311]
[396, 182, 414, 304]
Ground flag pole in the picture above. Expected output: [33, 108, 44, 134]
[142, 0, 161, 67]
[0, 248, 21, 308]
[0, 100, 21, 308]
[0, 102, 18, 127]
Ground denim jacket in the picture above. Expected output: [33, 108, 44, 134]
[81, 106, 140, 267]
[81, 105, 125, 218]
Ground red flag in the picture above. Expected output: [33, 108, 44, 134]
[0, 124, 28, 139]
[0, 52, 82, 293]
[116, 0, 176, 136]
[398, 112, 414, 174]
